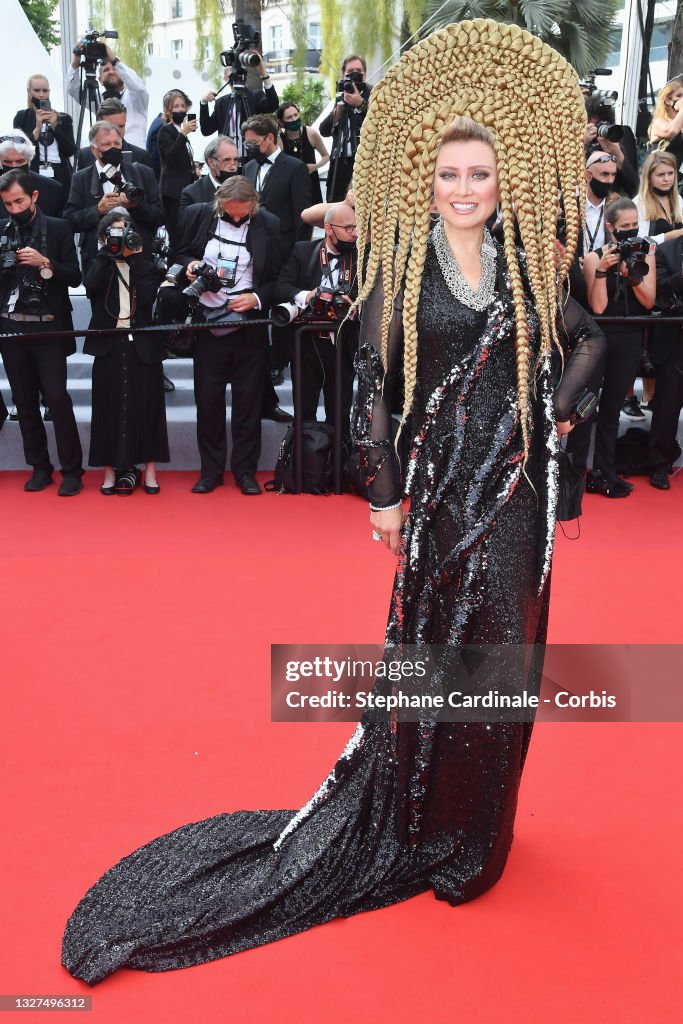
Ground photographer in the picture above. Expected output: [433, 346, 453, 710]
[319, 55, 371, 202]
[180, 137, 239, 211]
[64, 122, 163, 274]
[583, 94, 638, 198]
[67, 39, 149, 149]
[13, 75, 75, 202]
[76, 98, 150, 170]
[0, 130, 64, 218]
[172, 176, 282, 494]
[199, 49, 278, 152]
[567, 197, 656, 498]
[272, 202, 358, 434]
[157, 91, 197, 256]
[84, 210, 169, 495]
[646, 230, 683, 490]
[582, 150, 618, 255]
[0, 170, 83, 495]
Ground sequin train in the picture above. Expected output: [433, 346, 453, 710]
[61, 242, 605, 986]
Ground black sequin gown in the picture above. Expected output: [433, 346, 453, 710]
[61, 243, 604, 985]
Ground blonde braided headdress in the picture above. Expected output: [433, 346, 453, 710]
[353, 19, 587, 461]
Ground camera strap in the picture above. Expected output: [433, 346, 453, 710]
[584, 204, 604, 253]
[320, 246, 353, 292]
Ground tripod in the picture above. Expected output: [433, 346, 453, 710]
[73, 64, 103, 172]
[327, 100, 358, 202]
[216, 75, 255, 164]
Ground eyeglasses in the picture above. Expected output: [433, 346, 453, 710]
[588, 155, 617, 166]
[329, 223, 357, 232]
[0, 136, 27, 146]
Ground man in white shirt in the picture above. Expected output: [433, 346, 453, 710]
[583, 151, 617, 255]
[67, 42, 149, 149]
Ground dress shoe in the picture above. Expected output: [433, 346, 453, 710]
[262, 405, 293, 423]
[585, 469, 631, 498]
[270, 369, 285, 386]
[163, 373, 175, 393]
[237, 473, 262, 495]
[58, 476, 83, 497]
[24, 467, 54, 491]
[650, 469, 671, 490]
[191, 476, 224, 493]
[143, 482, 161, 494]
[100, 484, 116, 495]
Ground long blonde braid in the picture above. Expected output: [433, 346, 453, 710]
[353, 19, 586, 462]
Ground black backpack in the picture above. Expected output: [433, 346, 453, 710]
[266, 421, 336, 494]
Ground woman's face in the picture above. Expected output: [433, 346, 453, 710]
[281, 106, 300, 127]
[650, 162, 675, 192]
[665, 85, 683, 110]
[29, 77, 49, 101]
[609, 209, 638, 234]
[433, 139, 499, 231]
[170, 96, 188, 114]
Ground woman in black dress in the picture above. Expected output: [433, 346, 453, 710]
[13, 74, 75, 205]
[84, 210, 169, 495]
[277, 101, 328, 205]
[62, 21, 604, 984]
[157, 90, 197, 256]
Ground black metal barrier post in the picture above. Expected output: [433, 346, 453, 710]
[291, 322, 343, 495]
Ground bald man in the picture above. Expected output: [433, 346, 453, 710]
[272, 202, 360, 432]
[583, 150, 618, 255]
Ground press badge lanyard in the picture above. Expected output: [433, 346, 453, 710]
[211, 220, 250, 290]
[584, 204, 604, 252]
[320, 246, 353, 291]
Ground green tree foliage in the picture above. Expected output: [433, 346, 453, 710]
[290, 0, 309, 87]
[426, 0, 621, 78]
[280, 77, 327, 123]
[350, 0, 397, 64]
[320, 0, 345, 94]
[195, 0, 224, 79]
[109, 0, 154, 74]
[18, 0, 60, 50]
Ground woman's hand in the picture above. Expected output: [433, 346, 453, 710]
[597, 244, 620, 272]
[181, 117, 197, 135]
[228, 293, 259, 312]
[556, 420, 573, 436]
[370, 506, 403, 555]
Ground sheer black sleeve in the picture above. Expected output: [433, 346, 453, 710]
[351, 278, 404, 507]
[553, 295, 607, 422]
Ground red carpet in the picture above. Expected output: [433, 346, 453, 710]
[0, 470, 680, 1023]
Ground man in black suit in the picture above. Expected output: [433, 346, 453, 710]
[648, 236, 683, 490]
[179, 136, 239, 212]
[0, 170, 83, 494]
[63, 121, 163, 274]
[0, 130, 64, 217]
[273, 202, 359, 434]
[199, 50, 278, 159]
[75, 98, 151, 171]
[173, 176, 283, 494]
[319, 54, 372, 202]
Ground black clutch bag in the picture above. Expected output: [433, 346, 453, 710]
[556, 449, 585, 521]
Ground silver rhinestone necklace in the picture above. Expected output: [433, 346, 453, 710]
[431, 216, 497, 311]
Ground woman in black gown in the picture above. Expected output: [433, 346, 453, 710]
[62, 21, 604, 984]
[84, 210, 169, 494]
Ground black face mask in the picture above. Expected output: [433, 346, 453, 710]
[589, 177, 612, 200]
[171, 110, 186, 125]
[11, 205, 35, 227]
[215, 169, 238, 184]
[221, 212, 250, 227]
[31, 97, 42, 108]
[1, 163, 26, 174]
[245, 142, 268, 164]
[285, 119, 301, 132]
[332, 235, 355, 254]
[612, 228, 638, 242]
[652, 185, 673, 197]
[99, 147, 122, 167]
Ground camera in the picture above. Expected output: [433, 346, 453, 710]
[595, 122, 624, 143]
[219, 21, 261, 83]
[309, 286, 352, 321]
[0, 235, 19, 272]
[612, 236, 656, 285]
[337, 70, 364, 96]
[151, 231, 169, 276]
[99, 165, 144, 204]
[15, 279, 50, 316]
[73, 28, 119, 69]
[104, 224, 142, 257]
